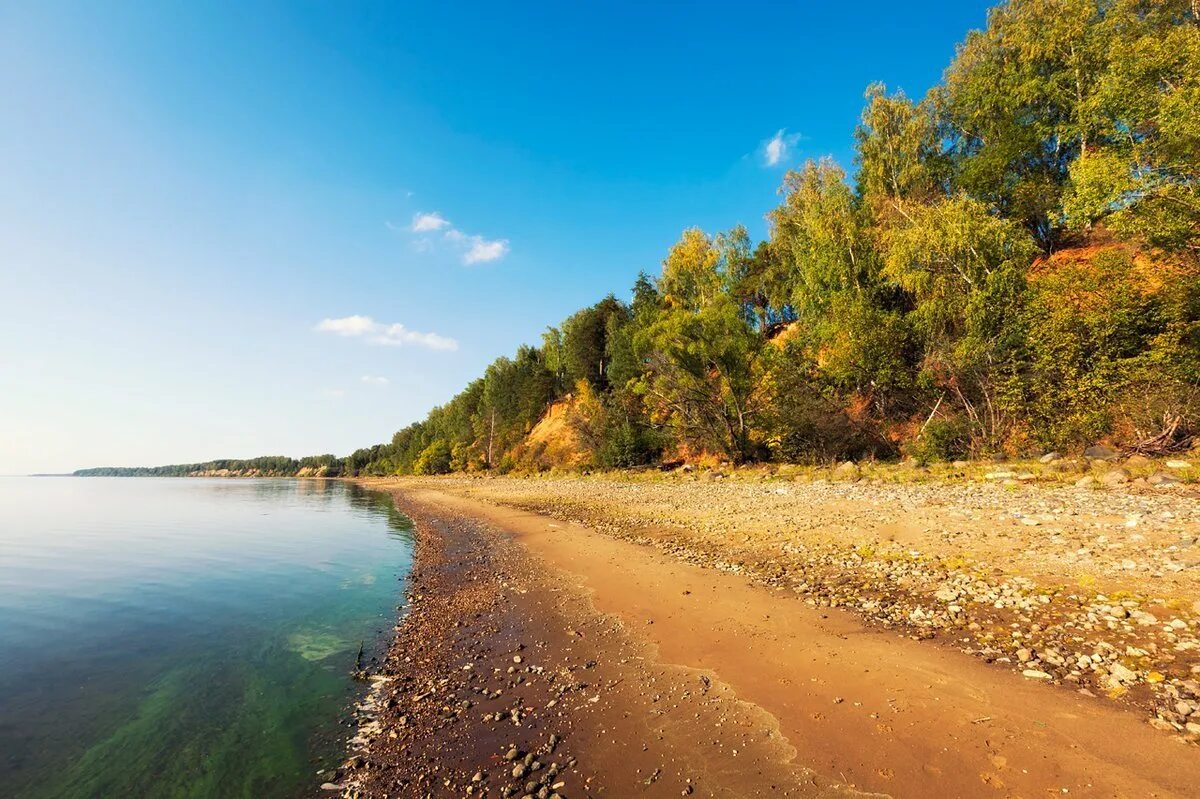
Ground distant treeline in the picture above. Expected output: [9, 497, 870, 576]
[78, 0, 1200, 479]
[74, 455, 342, 477]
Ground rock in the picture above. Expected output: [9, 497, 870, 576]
[1165, 460, 1192, 470]
[1039, 452, 1062, 464]
[1084, 445, 1120, 461]
[1016, 648, 1033, 663]
[985, 471, 1017, 480]
[1124, 454, 1153, 468]
[934, 586, 959, 603]
[1148, 472, 1181, 487]
[1075, 475, 1097, 488]
[1022, 669, 1052, 680]
[1099, 468, 1130, 486]
[1109, 663, 1138, 683]
[833, 461, 861, 481]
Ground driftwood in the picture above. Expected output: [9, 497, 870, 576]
[1125, 412, 1194, 456]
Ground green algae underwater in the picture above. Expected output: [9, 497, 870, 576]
[0, 478, 414, 798]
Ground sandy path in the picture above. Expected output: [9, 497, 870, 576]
[404, 487, 1199, 799]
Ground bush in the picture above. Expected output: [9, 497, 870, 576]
[413, 439, 452, 475]
[904, 417, 970, 464]
[597, 420, 658, 468]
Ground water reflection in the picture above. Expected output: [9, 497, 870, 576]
[0, 477, 413, 799]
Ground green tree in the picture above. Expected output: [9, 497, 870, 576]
[883, 195, 1037, 447]
[637, 294, 765, 462]
[413, 439, 452, 475]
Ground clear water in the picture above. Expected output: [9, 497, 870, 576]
[0, 477, 413, 799]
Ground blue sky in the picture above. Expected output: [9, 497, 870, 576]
[0, 0, 994, 473]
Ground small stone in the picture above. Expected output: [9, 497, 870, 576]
[1165, 460, 1191, 470]
[1109, 663, 1138, 683]
[1100, 468, 1130, 486]
[1016, 648, 1032, 663]
[1084, 445, 1119, 461]
[1022, 669, 1052, 680]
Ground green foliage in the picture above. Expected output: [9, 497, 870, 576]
[768, 159, 878, 318]
[557, 296, 629, 390]
[905, 418, 971, 464]
[413, 439, 452, 475]
[1023, 248, 1200, 448]
[637, 294, 765, 463]
[569, 381, 661, 469]
[761, 341, 891, 462]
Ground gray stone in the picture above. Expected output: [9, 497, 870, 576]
[1084, 445, 1120, 461]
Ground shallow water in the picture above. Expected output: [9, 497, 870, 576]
[0, 477, 413, 799]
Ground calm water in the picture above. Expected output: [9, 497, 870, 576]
[0, 477, 413, 799]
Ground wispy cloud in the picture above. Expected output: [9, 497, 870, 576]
[763, 129, 802, 167]
[360, 375, 390, 385]
[315, 315, 458, 351]
[403, 210, 509, 265]
[410, 211, 450, 232]
[444, 228, 510, 264]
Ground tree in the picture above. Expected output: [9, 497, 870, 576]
[1063, 1, 1200, 251]
[637, 294, 765, 462]
[855, 83, 945, 222]
[559, 296, 628, 390]
[883, 195, 1037, 447]
[413, 439, 452, 475]
[768, 160, 879, 318]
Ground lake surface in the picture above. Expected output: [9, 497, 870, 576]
[0, 477, 413, 799]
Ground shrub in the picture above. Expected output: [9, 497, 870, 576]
[904, 417, 970, 464]
[413, 439, 452, 475]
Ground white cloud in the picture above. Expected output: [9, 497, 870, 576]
[464, 237, 509, 264]
[445, 228, 510, 264]
[315, 316, 458, 351]
[361, 375, 390, 385]
[322, 388, 346, 399]
[398, 209, 509, 264]
[410, 211, 450, 232]
[316, 315, 376, 336]
[763, 129, 802, 167]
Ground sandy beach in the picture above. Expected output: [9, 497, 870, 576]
[335, 474, 1200, 798]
